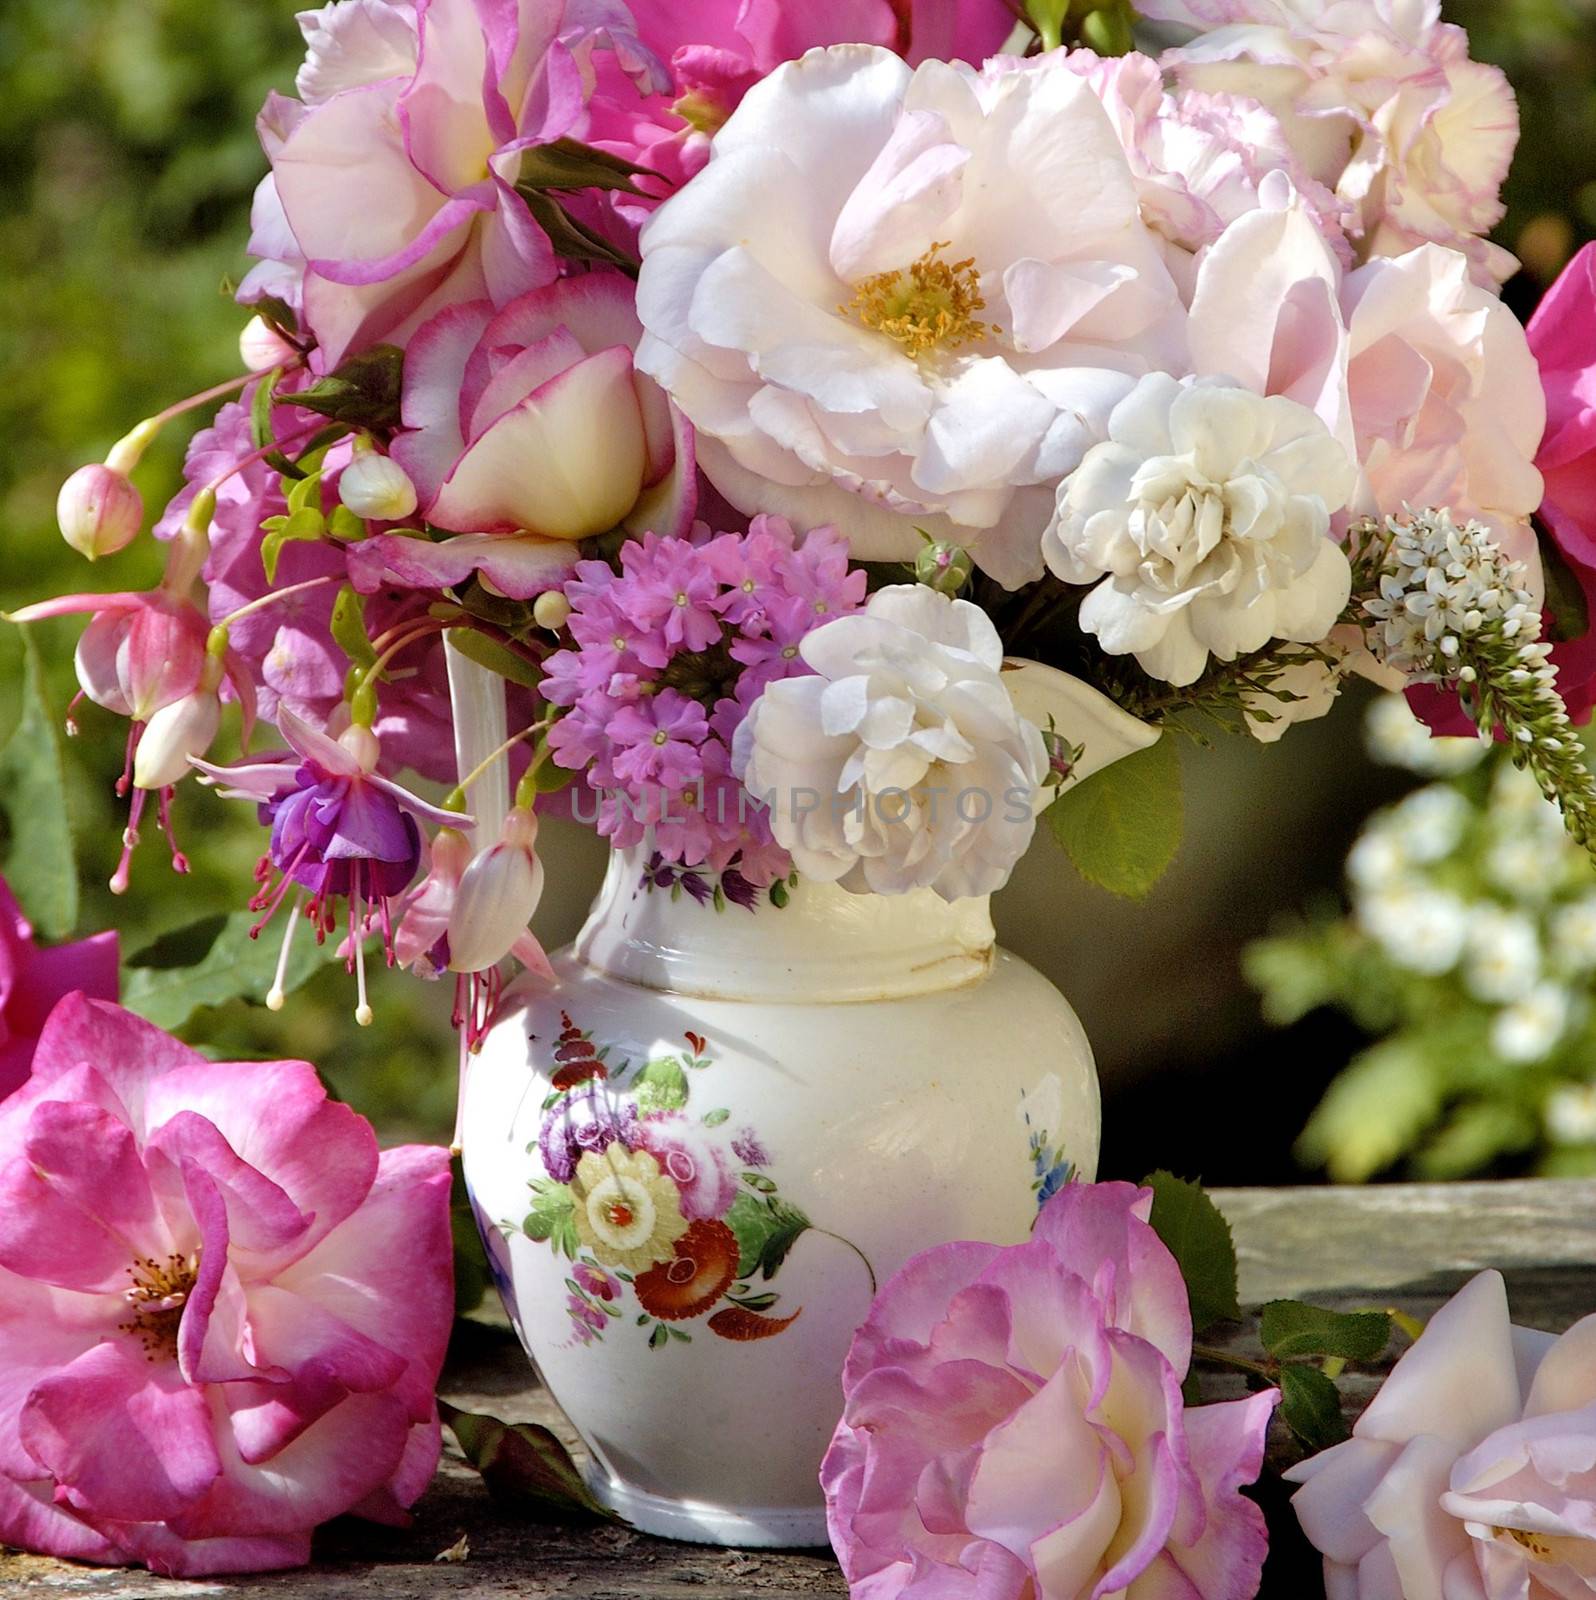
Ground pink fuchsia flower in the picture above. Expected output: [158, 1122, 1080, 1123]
[249, 0, 666, 369]
[387, 270, 694, 553]
[159, 395, 459, 782]
[1287, 1269, 1596, 1599]
[194, 707, 465, 1022]
[822, 1181, 1278, 1600]
[0, 879, 117, 1101]
[0, 994, 453, 1577]
[9, 586, 258, 892]
[633, 1112, 738, 1221]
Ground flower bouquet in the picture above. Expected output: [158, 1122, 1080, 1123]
[10, 0, 1596, 1580]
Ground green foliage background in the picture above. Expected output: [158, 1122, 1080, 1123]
[0, 0, 1591, 1152]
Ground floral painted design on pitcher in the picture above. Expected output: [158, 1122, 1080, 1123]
[507, 1014, 869, 1351]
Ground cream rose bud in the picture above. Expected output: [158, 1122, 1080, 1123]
[57, 463, 142, 560]
[734, 585, 1154, 899]
[338, 449, 418, 522]
[1044, 373, 1356, 687]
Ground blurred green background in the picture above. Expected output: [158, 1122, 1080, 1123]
[1, 0, 1593, 1166]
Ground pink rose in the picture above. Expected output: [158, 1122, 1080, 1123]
[363, 271, 693, 595]
[0, 996, 453, 1577]
[633, 1112, 738, 1221]
[0, 881, 117, 1100]
[1289, 1269, 1596, 1599]
[247, 0, 666, 368]
[822, 1182, 1277, 1599]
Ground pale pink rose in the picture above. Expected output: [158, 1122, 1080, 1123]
[822, 1181, 1277, 1598]
[1142, 0, 1519, 283]
[382, 270, 694, 571]
[1342, 243, 1545, 576]
[0, 995, 453, 1577]
[246, 0, 667, 368]
[1289, 1269, 1596, 1600]
[0, 880, 117, 1101]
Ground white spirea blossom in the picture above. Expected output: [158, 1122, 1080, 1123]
[1043, 373, 1355, 686]
[1385, 786, 1471, 865]
[1551, 895, 1596, 975]
[1491, 981, 1572, 1064]
[1464, 907, 1540, 1004]
[1364, 692, 1488, 777]
[1358, 883, 1470, 975]
[732, 584, 1153, 900]
[1545, 1084, 1596, 1146]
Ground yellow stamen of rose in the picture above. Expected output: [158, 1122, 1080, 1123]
[1495, 1527, 1555, 1560]
[121, 1251, 200, 1361]
[844, 242, 994, 359]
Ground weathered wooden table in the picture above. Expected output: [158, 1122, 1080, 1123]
[7, 1180, 1593, 1598]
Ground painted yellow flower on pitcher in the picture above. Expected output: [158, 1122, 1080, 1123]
[571, 1143, 688, 1271]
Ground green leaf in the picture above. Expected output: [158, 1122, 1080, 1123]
[251, 293, 299, 337]
[702, 1108, 730, 1127]
[1279, 1363, 1350, 1452]
[0, 628, 77, 938]
[330, 585, 377, 670]
[121, 910, 339, 1030]
[632, 1055, 689, 1114]
[1296, 1039, 1444, 1183]
[1044, 735, 1183, 899]
[516, 188, 639, 276]
[1140, 1170, 1240, 1333]
[648, 1323, 668, 1350]
[1259, 1301, 1391, 1363]
[516, 136, 658, 194]
[521, 1179, 579, 1257]
[447, 628, 544, 690]
[250, 364, 281, 452]
[768, 879, 790, 909]
[439, 1402, 614, 1522]
[260, 507, 326, 583]
[287, 344, 404, 430]
[1539, 520, 1591, 644]
[725, 1192, 810, 1282]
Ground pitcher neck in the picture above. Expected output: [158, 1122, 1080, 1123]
[572, 846, 995, 1002]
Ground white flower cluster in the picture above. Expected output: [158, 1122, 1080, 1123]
[1352, 752, 1596, 1080]
[1361, 509, 1547, 688]
[1364, 692, 1489, 777]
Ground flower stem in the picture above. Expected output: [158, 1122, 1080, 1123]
[212, 574, 345, 632]
[1191, 1344, 1275, 1380]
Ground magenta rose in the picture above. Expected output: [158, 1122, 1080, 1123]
[1527, 241, 1596, 724]
[0, 996, 453, 1577]
[0, 878, 117, 1100]
[822, 1181, 1277, 1599]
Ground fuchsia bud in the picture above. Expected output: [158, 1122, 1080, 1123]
[239, 314, 296, 373]
[447, 807, 544, 974]
[57, 464, 142, 559]
[339, 450, 418, 521]
[132, 675, 222, 790]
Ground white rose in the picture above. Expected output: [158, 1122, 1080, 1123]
[1043, 372, 1356, 687]
[635, 45, 1189, 588]
[732, 584, 1157, 899]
